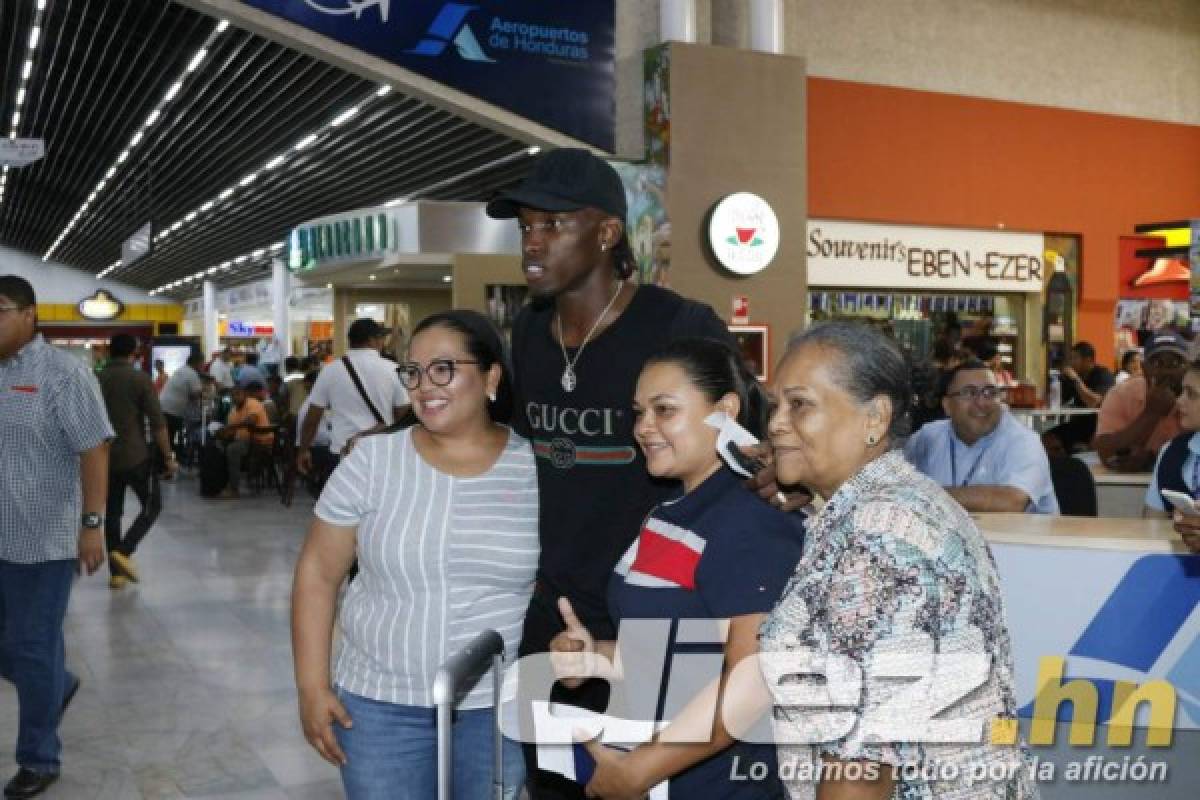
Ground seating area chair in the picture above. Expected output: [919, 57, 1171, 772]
[243, 427, 281, 495]
[1048, 455, 1098, 517]
[276, 415, 298, 507]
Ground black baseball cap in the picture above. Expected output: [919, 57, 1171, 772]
[486, 148, 627, 221]
[1145, 329, 1189, 360]
[348, 318, 391, 344]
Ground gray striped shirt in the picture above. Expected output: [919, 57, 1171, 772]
[315, 427, 539, 708]
[0, 335, 114, 563]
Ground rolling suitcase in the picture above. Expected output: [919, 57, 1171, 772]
[433, 629, 507, 800]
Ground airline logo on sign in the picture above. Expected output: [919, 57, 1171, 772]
[405, 3, 496, 63]
[708, 193, 780, 276]
[303, 0, 391, 20]
[242, 0, 614, 149]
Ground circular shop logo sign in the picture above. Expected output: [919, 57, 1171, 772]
[77, 289, 124, 320]
[707, 192, 780, 276]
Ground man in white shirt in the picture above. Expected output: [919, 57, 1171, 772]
[158, 350, 205, 462]
[296, 319, 408, 473]
[904, 359, 1059, 513]
[208, 348, 234, 391]
[256, 336, 282, 377]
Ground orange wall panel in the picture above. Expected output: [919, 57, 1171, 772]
[808, 77, 1200, 366]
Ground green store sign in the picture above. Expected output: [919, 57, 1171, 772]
[287, 211, 398, 272]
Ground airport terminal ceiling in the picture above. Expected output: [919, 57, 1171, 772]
[0, 0, 536, 296]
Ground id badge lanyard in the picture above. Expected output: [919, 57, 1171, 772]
[949, 430, 992, 487]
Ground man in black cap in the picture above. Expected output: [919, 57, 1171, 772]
[297, 318, 408, 473]
[488, 148, 799, 797]
[1095, 329, 1188, 471]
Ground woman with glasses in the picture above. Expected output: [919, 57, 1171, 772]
[291, 310, 536, 799]
[904, 359, 1058, 514]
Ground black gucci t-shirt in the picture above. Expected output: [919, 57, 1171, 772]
[512, 285, 731, 642]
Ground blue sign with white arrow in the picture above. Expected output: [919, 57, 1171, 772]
[243, 0, 615, 150]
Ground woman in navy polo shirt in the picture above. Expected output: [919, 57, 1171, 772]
[551, 338, 804, 798]
[1145, 358, 1200, 520]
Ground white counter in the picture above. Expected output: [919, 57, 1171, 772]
[982, 512, 1198, 769]
[975, 512, 1185, 553]
[1066, 461, 1153, 517]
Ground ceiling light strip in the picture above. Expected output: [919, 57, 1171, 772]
[383, 146, 540, 208]
[0, 0, 49, 207]
[148, 241, 284, 296]
[46, 18, 234, 264]
[146, 145, 537, 294]
[107, 83, 395, 279]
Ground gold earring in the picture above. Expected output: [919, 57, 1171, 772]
[866, 434, 878, 446]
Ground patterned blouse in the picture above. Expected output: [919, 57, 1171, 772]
[759, 451, 1040, 799]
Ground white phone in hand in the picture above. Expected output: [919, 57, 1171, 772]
[1161, 489, 1200, 515]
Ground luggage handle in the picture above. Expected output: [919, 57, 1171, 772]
[433, 629, 506, 800]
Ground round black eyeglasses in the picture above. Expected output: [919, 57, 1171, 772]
[398, 359, 480, 389]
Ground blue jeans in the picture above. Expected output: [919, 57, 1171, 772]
[0, 559, 77, 774]
[334, 687, 525, 800]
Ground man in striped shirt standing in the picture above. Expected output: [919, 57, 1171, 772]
[0, 275, 114, 799]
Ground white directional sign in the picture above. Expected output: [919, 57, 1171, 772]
[0, 138, 45, 167]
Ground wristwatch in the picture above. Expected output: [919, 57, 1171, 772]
[81, 512, 103, 529]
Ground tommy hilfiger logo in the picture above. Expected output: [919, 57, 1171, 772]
[405, 3, 496, 63]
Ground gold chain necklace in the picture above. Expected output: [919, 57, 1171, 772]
[554, 280, 625, 393]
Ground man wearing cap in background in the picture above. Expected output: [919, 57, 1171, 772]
[486, 148, 804, 798]
[1094, 329, 1188, 472]
[296, 318, 408, 474]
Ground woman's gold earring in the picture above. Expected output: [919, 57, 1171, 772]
[866, 434, 878, 446]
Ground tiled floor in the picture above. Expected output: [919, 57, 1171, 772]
[0, 476, 344, 798]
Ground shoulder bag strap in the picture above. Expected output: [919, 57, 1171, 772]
[341, 355, 386, 425]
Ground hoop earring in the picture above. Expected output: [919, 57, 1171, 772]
[866, 434, 878, 447]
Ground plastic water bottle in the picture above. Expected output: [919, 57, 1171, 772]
[1047, 370, 1062, 410]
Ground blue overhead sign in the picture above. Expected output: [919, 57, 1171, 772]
[243, 1, 615, 150]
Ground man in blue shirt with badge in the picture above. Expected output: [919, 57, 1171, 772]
[0, 275, 114, 798]
[904, 358, 1059, 514]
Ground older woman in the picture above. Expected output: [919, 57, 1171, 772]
[758, 321, 1039, 799]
